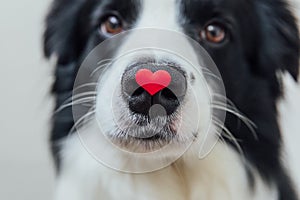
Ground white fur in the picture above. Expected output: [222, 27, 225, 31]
[277, 73, 300, 195]
[54, 121, 276, 200]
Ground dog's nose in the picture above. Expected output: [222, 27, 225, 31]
[121, 63, 187, 116]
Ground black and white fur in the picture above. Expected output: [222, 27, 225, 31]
[44, 0, 300, 199]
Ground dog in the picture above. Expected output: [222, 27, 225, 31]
[44, 0, 300, 199]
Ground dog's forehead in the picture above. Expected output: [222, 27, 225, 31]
[134, 0, 238, 30]
[95, 0, 240, 24]
[136, 0, 180, 30]
[101, 0, 229, 9]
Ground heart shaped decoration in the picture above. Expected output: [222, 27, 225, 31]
[135, 69, 171, 95]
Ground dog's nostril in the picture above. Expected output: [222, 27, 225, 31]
[161, 88, 177, 101]
[128, 91, 152, 116]
[153, 88, 180, 115]
[132, 87, 144, 97]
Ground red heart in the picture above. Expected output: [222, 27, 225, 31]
[135, 69, 171, 96]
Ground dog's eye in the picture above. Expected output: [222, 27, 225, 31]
[201, 23, 226, 44]
[100, 15, 123, 36]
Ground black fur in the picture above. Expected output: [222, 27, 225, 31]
[44, 0, 141, 169]
[180, 0, 299, 199]
[44, 0, 299, 198]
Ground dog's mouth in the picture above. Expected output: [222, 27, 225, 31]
[107, 107, 185, 152]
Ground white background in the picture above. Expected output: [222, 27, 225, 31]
[0, 0, 299, 200]
[0, 1, 55, 199]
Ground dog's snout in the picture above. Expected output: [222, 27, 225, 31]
[121, 62, 187, 116]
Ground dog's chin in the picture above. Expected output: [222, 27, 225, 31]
[107, 112, 188, 153]
[109, 132, 174, 153]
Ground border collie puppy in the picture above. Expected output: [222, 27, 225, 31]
[44, 0, 299, 199]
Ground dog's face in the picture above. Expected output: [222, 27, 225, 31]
[45, 0, 299, 161]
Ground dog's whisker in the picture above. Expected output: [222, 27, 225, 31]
[212, 116, 242, 142]
[212, 93, 256, 127]
[211, 99, 258, 140]
[213, 101, 256, 126]
[72, 92, 97, 100]
[72, 83, 98, 92]
[58, 91, 97, 107]
[97, 58, 113, 65]
[56, 85, 97, 112]
[90, 61, 113, 77]
[54, 96, 96, 114]
[201, 69, 222, 81]
[212, 93, 236, 107]
[212, 117, 245, 159]
[69, 106, 96, 136]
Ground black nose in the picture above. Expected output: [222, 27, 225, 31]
[121, 63, 187, 116]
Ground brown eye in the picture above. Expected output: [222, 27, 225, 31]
[202, 23, 226, 44]
[100, 15, 123, 35]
